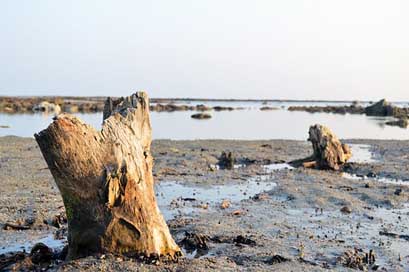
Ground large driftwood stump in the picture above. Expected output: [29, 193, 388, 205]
[34, 92, 181, 260]
[291, 124, 352, 170]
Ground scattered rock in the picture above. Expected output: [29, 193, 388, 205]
[233, 235, 256, 246]
[48, 212, 67, 229]
[213, 106, 234, 111]
[365, 99, 409, 118]
[220, 199, 231, 209]
[197, 203, 209, 210]
[394, 188, 403, 196]
[386, 117, 408, 128]
[196, 104, 212, 111]
[180, 232, 209, 251]
[338, 248, 376, 270]
[260, 106, 278, 111]
[260, 144, 272, 149]
[379, 231, 409, 241]
[231, 210, 244, 216]
[3, 222, 30, 230]
[252, 193, 269, 201]
[30, 243, 53, 264]
[191, 113, 212, 119]
[265, 254, 290, 265]
[218, 151, 235, 170]
[340, 206, 352, 214]
[0, 252, 27, 271]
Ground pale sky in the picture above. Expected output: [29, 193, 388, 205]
[1, 1, 409, 100]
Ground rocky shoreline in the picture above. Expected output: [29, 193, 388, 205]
[1, 136, 409, 271]
[0, 96, 245, 115]
[2, 97, 408, 130]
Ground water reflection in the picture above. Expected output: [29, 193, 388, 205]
[0, 107, 408, 140]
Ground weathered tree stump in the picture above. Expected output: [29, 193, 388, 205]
[34, 92, 181, 260]
[291, 124, 352, 170]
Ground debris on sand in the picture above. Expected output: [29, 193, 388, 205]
[0, 252, 26, 271]
[218, 151, 235, 170]
[191, 113, 212, 119]
[379, 231, 409, 241]
[220, 199, 231, 209]
[233, 235, 256, 246]
[3, 222, 31, 231]
[231, 210, 245, 216]
[252, 193, 269, 201]
[43, 212, 67, 229]
[340, 206, 352, 214]
[338, 248, 377, 270]
[180, 232, 209, 251]
[260, 143, 272, 149]
[1, 242, 63, 271]
[30, 243, 53, 264]
[264, 254, 290, 265]
[290, 124, 352, 171]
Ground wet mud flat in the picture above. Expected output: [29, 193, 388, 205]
[1, 137, 409, 271]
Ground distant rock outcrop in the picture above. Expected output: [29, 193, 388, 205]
[32, 101, 61, 114]
[191, 113, 212, 119]
[364, 99, 394, 116]
[386, 117, 408, 128]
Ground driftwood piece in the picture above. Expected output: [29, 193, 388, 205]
[34, 92, 181, 260]
[291, 124, 352, 170]
[3, 223, 31, 231]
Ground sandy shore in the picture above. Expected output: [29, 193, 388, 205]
[1, 137, 409, 271]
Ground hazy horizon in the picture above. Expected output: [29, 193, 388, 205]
[1, 1, 409, 100]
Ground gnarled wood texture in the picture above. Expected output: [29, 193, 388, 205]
[34, 92, 181, 260]
[291, 124, 352, 170]
[308, 124, 352, 170]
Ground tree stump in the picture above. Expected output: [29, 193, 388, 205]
[291, 124, 352, 170]
[34, 92, 181, 260]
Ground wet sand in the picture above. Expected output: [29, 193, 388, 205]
[1, 137, 409, 271]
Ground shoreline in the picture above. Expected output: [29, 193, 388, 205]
[0, 95, 374, 103]
[1, 136, 409, 270]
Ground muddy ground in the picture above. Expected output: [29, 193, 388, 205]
[1, 136, 409, 271]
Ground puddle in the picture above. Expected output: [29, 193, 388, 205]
[155, 178, 277, 220]
[209, 164, 245, 170]
[263, 163, 294, 172]
[0, 234, 66, 255]
[156, 161, 298, 220]
[348, 144, 378, 164]
[342, 144, 409, 185]
[342, 172, 408, 186]
[155, 158, 287, 220]
[155, 179, 277, 204]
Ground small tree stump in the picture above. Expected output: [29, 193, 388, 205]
[291, 124, 352, 170]
[34, 92, 181, 260]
